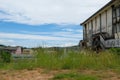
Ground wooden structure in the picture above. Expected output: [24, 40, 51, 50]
[81, 0, 120, 49]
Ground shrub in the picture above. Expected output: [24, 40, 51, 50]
[0, 50, 11, 63]
[109, 48, 120, 55]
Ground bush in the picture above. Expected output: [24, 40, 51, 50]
[0, 50, 11, 63]
[109, 48, 120, 55]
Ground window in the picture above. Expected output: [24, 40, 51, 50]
[116, 7, 120, 22]
[113, 8, 117, 24]
[113, 6, 120, 34]
[119, 23, 120, 32]
[116, 7, 119, 17]
[113, 8, 116, 18]
[117, 24, 119, 32]
[114, 24, 117, 33]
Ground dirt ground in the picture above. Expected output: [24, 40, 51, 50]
[0, 69, 53, 80]
[80, 69, 120, 80]
[0, 68, 120, 80]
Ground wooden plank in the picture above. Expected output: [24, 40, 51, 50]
[101, 11, 107, 32]
[93, 19, 96, 34]
[107, 8, 113, 36]
[96, 16, 100, 33]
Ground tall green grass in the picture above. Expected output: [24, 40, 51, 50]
[52, 72, 98, 80]
[34, 49, 120, 70]
[0, 48, 120, 70]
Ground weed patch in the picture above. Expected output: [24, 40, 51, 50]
[52, 72, 99, 80]
[0, 48, 120, 71]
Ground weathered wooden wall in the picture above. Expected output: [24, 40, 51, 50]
[84, 8, 113, 40]
[82, 0, 120, 47]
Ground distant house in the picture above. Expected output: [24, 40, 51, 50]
[0, 45, 34, 55]
[0, 46, 22, 54]
[22, 49, 33, 54]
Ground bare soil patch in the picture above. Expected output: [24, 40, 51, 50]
[0, 69, 53, 80]
[79, 69, 120, 80]
[0, 69, 120, 80]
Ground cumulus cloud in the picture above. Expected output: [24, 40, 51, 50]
[0, 32, 65, 41]
[20, 30, 83, 39]
[0, 0, 111, 25]
[0, 32, 80, 41]
[0, 39, 15, 46]
[0, 39, 14, 43]
[0, 32, 81, 47]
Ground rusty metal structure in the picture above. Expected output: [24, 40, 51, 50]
[81, 0, 120, 50]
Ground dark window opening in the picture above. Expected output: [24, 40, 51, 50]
[113, 5, 120, 34]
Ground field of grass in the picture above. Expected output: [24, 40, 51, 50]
[52, 72, 98, 80]
[0, 48, 120, 80]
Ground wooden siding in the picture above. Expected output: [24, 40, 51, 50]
[101, 11, 107, 32]
[107, 8, 113, 36]
[96, 16, 100, 33]
[83, 25, 86, 40]
[92, 19, 96, 34]
[82, 0, 120, 42]
[86, 23, 89, 40]
[83, 7, 113, 40]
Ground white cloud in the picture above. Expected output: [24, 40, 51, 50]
[62, 29, 74, 32]
[52, 32, 83, 39]
[20, 30, 83, 39]
[0, 39, 15, 46]
[0, 32, 80, 41]
[0, 0, 111, 25]
[0, 39, 14, 43]
[62, 28, 83, 33]
[0, 32, 82, 47]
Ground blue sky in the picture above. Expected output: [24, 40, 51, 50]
[0, 0, 110, 47]
[0, 21, 82, 47]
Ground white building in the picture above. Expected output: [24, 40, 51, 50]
[81, 0, 120, 48]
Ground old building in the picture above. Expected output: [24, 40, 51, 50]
[81, 0, 120, 48]
[22, 49, 33, 54]
[0, 46, 22, 54]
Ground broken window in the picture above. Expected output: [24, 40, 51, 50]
[113, 8, 117, 24]
[113, 5, 120, 34]
[116, 7, 120, 22]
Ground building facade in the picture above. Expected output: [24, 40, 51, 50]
[81, 0, 120, 48]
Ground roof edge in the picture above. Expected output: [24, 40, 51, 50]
[80, 0, 115, 26]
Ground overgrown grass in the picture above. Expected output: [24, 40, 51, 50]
[33, 48, 120, 70]
[52, 72, 98, 80]
[0, 48, 120, 71]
